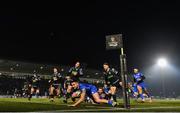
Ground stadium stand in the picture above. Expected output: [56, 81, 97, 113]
[0, 59, 105, 97]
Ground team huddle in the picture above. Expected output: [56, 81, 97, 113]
[26, 61, 152, 107]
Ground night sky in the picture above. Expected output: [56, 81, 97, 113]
[1, 1, 180, 71]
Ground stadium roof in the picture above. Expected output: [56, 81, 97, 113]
[0, 59, 104, 79]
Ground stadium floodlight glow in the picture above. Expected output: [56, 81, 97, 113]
[157, 58, 167, 67]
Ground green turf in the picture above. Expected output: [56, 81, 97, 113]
[0, 98, 180, 112]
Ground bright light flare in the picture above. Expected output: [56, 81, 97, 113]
[158, 58, 167, 67]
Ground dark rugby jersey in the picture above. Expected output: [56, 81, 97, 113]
[68, 67, 83, 81]
[64, 79, 73, 88]
[103, 68, 120, 85]
[29, 75, 40, 87]
[50, 72, 62, 85]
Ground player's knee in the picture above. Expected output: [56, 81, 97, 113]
[36, 90, 40, 93]
[57, 90, 60, 95]
[111, 90, 116, 95]
[31, 88, 34, 91]
[50, 90, 54, 95]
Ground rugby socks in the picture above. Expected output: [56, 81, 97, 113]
[36, 93, 39, 98]
[139, 93, 145, 100]
[50, 95, 54, 99]
[108, 100, 113, 105]
[146, 93, 151, 98]
[28, 94, 32, 100]
[108, 94, 112, 100]
[63, 92, 71, 103]
[112, 94, 117, 102]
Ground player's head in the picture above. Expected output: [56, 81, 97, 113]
[133, 68, 139, 73]
[103, 63, 109, 71]
[98, 87, 104, 94]
[75, 61, 80, 68]
[71, 81, 79, 89]
[53, 67, 58, 73]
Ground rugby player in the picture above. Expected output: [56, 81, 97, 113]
[28, 73, 41, 100]
[133, 68, 152, 102]
[103, 63, 122, 102]
[68, 81, 117, 107]
[49, 67, 63, 102]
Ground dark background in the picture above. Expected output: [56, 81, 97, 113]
[0, 1, 179, 69]
[0, 1, 179, 71]
[0, 1, 180, 96]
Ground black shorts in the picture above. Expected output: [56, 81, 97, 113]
[110, 80, 121, 88]
[52, 85, 60, 89]
[32, 85, 39, 89]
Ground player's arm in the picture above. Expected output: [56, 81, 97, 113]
[68, 67, 73, 75]
[141, 74, 145, 80]
[48, 77, 53, 83]
[112, 68, 118, 75]
[38, 76, 41, 81]
[133, 77, 137, 85]
[137, 73, 145, 83]
[112, 68, 120, 79]
[69, 89, 86, 107]
[103, 72, 108, 85]
[64, 81, 67, 89]
[112, 68, 122, 86]
[58, 73, 62, 78]
[79, 68, 83, 76]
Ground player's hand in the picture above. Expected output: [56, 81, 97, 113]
[68, 104, 76, 107]
[119, 82, 122, 86]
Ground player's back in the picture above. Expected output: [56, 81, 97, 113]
[79, 83, 97, 95]
[133, 73, 142, 80]
[133, 72, 145, 84]
[79, 83, 93, 90]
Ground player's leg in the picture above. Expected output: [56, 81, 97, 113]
[92, 85, 117, 106]
[92, 93, 116, 106]
[60, 83, 65, 98]
[132, 84, 139, 101]
[27, 85, 31, 100]
[36, 88, 40, 98]
[55, 88, 60, 97]
[137, 85, 145, 102]
[28, 87, 34, 100]
[104, 87, 111, 100]
[143, 87, 152, 102]
[63, 85, 72, 103]
[49, 86, 55, 102]
[110, 86, 117, 102]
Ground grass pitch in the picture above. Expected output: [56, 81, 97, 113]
[0, 98, 180, 112]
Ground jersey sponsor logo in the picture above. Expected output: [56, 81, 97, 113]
[72, 71, 78, 76]
[53, 77, 58, 81]
[107, 75, 113, 79]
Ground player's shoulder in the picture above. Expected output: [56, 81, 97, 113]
[69, 67, 73, 70]
[71, 66, 75, 69]
[79, 67, 83, 71]
[111, 68, 118, 73]
[138, 72, 144, 75]
[79, 83, 85, 89]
